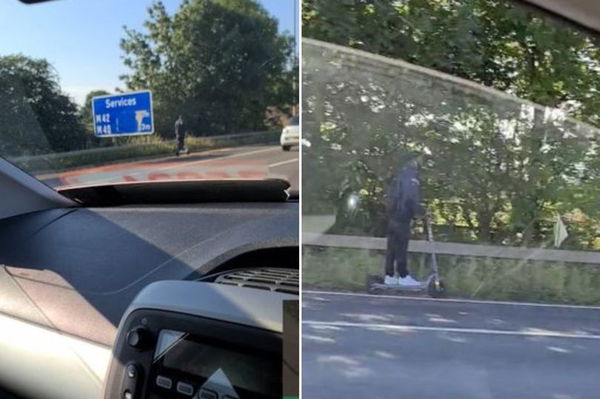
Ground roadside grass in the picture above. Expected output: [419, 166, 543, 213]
[303, 246, 600, 305]
[9, 130, 280, 174]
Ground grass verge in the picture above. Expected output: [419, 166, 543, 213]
[303, 246, 600, 305]
[10, 131, 280, 173]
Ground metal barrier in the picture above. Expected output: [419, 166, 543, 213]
[303, 232, 600, 265]
[8, 130, 277, 163]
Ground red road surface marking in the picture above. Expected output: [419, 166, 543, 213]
[58, 158, 268, 187]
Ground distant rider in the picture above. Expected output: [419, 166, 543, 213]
[384, 156, 425, 286]
[175, 115, 187, 156]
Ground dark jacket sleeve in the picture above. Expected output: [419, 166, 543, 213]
[401, 166, 425, 218]
[387, 176, 398, 215]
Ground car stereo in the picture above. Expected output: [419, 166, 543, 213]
[103, 281, 296, 399]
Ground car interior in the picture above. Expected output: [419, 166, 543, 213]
[0, 152, 298, 399]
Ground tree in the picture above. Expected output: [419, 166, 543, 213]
[0, 55, 87, 154]
[302, 0, 600, 249]
[120, 0, 296, 138]
[80, 90, 110, 134]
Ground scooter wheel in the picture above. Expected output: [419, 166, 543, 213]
[428, 278, 446, 298]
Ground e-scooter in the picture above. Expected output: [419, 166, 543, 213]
[367, 213, 446, 298]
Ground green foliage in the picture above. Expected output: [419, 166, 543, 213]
[80, 90, 110, 135]
[0, 55, 86, 155]
[303, 0, 600, 118]
[120, 0, 297, 138]
[302, 0, 600, 249]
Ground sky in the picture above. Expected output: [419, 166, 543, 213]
[0, 0, 298, 105]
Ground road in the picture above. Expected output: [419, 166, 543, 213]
[303, 290, 600, 399]
[37, 145, 299, 191]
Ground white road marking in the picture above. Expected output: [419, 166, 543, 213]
[269, 158, 298, 167]
[303, 320, 600, 340]
[303, 290, 600, 311]
[139, 146, 279, 173]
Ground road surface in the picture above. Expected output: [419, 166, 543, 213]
[303, 290, 600, 399]
[37, 145, 299, 191]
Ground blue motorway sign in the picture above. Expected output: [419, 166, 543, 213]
[91, 90, 154, 137]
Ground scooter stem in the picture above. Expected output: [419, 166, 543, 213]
[424, 212, 439, 274]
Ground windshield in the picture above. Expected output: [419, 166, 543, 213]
[0, 0, 299, 191]
[302, 1, 600, 398]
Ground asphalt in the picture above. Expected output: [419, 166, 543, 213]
[37, 144, 299, 191]
[303, 291, 600, 399]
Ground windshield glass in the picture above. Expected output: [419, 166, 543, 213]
[0, 0, 299, 191]
[302, 1, 600, 398]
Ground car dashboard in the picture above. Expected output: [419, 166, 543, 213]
[0, 201, 298, 399]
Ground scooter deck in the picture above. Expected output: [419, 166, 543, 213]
[367, 274, 433, 296]
[368, 283, 428, 295]
[370, 282, 426, 291]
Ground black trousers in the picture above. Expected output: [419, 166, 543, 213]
[385, 219, 412, 278]
[176, 135, 185, 152]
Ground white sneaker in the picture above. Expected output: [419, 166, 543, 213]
[398, 275, 422, 287]
[384, 275, 398, 285]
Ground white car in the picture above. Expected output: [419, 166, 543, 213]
[280, 115, 299, 151]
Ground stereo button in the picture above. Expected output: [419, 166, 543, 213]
[177, 382, 194, 396]
[127, 327, 151, 350]
[198, 388, 217, 399]
[156, 375, 173, 390]
[126, 364, 138, 379]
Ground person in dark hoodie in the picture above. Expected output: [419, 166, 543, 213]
[174, 115, 187, 156]
[384, 156, 425, 286]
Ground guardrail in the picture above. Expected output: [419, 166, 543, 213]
[8, 130, 279, 173]
[303, 232, 600, 265]
[8, 130, 278, 163]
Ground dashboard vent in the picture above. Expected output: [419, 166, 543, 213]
[215, 268, 299, 295]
